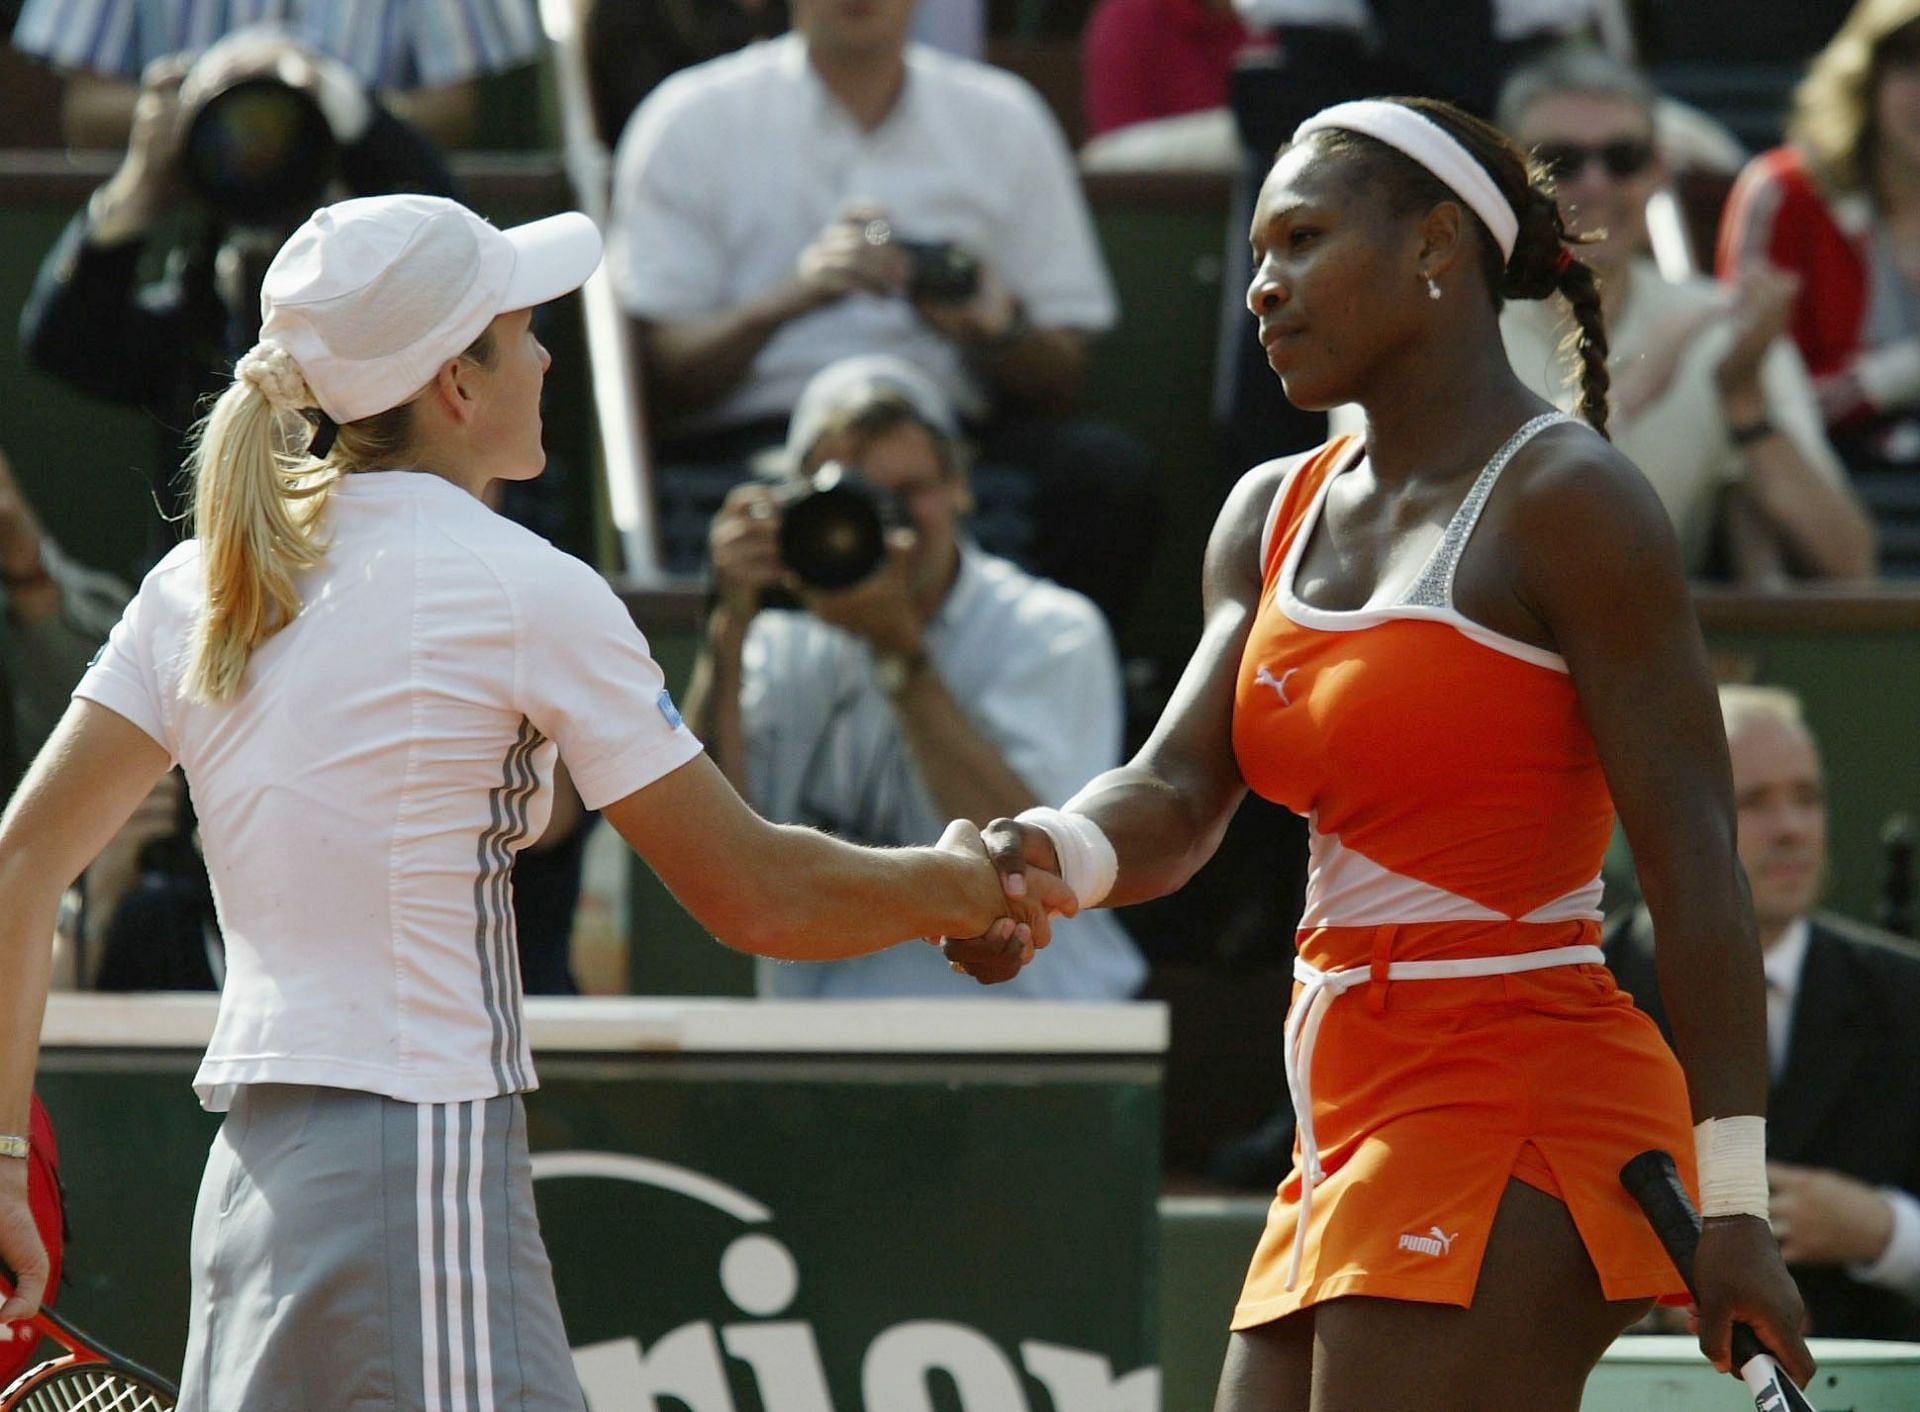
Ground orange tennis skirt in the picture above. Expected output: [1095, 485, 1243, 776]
[1231, 918, 1697, 1330]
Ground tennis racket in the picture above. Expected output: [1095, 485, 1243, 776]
[0, 1267, 178, 1411]
[1620, 1149, 1816, 1412]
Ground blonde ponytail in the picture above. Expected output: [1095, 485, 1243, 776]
[184, 322, 499, 700]
[185, 347, 339, 703]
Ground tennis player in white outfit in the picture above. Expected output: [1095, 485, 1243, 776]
[0, 193, 1059, 1410]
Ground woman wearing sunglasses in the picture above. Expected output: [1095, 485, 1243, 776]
[1498, 44, 1875, 583]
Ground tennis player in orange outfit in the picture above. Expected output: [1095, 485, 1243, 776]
[950, 96, 1816, 1409]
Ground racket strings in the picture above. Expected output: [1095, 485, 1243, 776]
[4, 1365, 173, 1412]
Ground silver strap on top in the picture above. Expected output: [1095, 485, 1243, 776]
[1400, 412, 1568, 609]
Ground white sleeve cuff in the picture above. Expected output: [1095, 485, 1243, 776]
[1849, 1187, 1920, 1297]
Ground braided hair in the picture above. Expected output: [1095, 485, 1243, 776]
[1299, 96, 1612, 437]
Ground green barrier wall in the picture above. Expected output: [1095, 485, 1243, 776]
[34, 998, 1164, 1412]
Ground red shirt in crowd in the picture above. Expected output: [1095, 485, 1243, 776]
[1717, 144, 1876, 427]
[1081, 0, 1249, 138]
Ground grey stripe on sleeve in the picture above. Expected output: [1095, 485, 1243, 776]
[503, 722, 549, 1091]
[474, 720, 541, 1092]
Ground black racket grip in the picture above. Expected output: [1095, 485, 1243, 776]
[1620, 1150, 1802, 1387]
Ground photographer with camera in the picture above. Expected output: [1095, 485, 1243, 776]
[20, 26, 457, 557]
[684, 355, 1145, 999]
[608, 0, 1159, 629]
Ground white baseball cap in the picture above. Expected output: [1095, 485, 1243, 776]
[783, 354, 963, 469]
[256, 193, 603, 425]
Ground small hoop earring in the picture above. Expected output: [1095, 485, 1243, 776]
[1426, 276, 1443, 301]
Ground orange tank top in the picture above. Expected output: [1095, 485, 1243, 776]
[1232, 421, 1615, 963]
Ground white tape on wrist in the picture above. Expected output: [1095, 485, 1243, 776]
[1695, 1115, 1769, 1219]
[1014, 806, 1117, 910]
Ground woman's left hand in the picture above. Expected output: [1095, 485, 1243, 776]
[1691, 1213, 1815, 1386]
[931, 818, 1076, 979]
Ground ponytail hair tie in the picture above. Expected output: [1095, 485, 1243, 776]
[235, 340, 318, 414]
[309, 411, 340, 458]
[1554, 246, 1574, 275]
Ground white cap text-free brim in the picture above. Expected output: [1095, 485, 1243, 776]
[499, 211, 603, 312]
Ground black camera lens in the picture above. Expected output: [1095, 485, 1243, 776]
[182, 76, 337, 226]
[776, 462, 903, 589]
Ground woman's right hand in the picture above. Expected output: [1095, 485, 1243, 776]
[1691, 1213, 1815, 1387]
[0, 1165, 48, 1336]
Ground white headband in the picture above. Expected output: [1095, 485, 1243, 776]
[1292, 100, 1518, 260]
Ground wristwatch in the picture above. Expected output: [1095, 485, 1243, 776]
[0, 1134, 29, 1160]
[873, 648, 929, 697]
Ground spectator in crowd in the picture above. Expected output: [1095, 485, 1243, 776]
[587, 0, 985, 149]
[1081, 0, 1247, 140]
[1497, 46, 1876, 581]
[586, 0, 791, 148]
[0, 443, 128, 802]
[1720, 0, 1920, 568]
[9, 0, 542, 146]
[682, 355, 1146, 1000]
[1606, 684, 1920, 1340]
[19, 27, 457, 555]
[607, 0, 1158, 629]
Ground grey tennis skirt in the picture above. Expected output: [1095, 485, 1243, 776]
[178, 1084, 584, 1411]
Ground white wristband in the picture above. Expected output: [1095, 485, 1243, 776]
[1014, 806, 1117, 910]
[1695, 1115, 1769, 1219]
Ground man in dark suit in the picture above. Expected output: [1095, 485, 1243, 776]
[1605, 684, 1920, 1339]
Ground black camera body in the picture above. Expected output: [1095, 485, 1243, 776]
[893, 238, 980, 304]
[181, 74, 338, 227]
[772, 461, 909, 591]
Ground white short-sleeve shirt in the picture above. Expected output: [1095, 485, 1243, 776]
[607, 34, 1118, 434]
[76, 471, 703, 1110]
[740, 547, 1145, 1001]
[11, 0, 541, 88]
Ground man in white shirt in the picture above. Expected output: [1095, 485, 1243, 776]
[1605, 685, 1920, 1339]
[607, 0, 1156, 626]
[683, 356, 1146, 1000]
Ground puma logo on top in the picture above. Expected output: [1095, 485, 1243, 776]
[1397, 1226, 1458, 1258]
[1255, 665, 1298, 706]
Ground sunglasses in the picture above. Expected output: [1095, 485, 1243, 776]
[1533, 139, 1656, 180]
